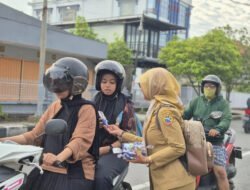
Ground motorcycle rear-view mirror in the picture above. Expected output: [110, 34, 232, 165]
[45, 119, 67, 135]
[209, 111, 223, 119]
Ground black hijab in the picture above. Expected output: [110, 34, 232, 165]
[94, 92, 126, 124]
[94, 71, 127, 146]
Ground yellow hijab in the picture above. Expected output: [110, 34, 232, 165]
[139, 67, 183, 113]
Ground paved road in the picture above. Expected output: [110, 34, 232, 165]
[125, 119, 250, 190]
[231, 119, 250, 190]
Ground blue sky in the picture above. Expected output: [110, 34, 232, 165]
[0, 0, 249, 37]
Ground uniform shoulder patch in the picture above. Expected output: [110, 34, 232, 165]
[164, 115, 173, 126]
[158, 108, 174, 127]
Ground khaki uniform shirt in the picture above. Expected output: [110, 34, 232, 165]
[122, 103, 195, 190]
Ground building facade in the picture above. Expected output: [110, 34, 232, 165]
[30, 0, 192, 68]
[0, 3, 107, 115]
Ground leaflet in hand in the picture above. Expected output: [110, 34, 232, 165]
[98, 111, 108, 127]
[118, 142, 148, 160]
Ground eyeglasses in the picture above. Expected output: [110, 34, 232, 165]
[204, 83, 216, 89]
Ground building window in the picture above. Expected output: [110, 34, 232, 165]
[147, 0, 156, 14]
[34, 8, 53, 22]
[142, 30, 149, 56]
[58, 5, 79, 22]
[126, 24, 159, 58]
[126, 24, 148, 57]
[177, 30, 187, 40]
[159, 32, 167, 48]
[150, 30, 159, 58]
[178, 3, 186, 27]
[159, 0, 169, 20]
[35, 9, 42, 20]
[118, 0, 137, 16]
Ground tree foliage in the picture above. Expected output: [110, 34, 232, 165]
[219, 25, 250, 93]
[107, 37, 133, 65]
[237, 46, 250, 92]
[159, 29, 242, 100]
[71, 16, 98, 40]
[108, 37, 133, 92]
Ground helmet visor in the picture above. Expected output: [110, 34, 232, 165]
[43, 66, 72, 93]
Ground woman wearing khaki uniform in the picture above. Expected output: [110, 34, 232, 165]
[106, 68, 195, 190]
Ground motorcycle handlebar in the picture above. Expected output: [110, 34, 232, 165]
[52, 160, 66, 168]
[40, 155, 66, 168]
[204, 128, 221, 137]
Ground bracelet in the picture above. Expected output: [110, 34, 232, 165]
[117, 131, 125, 142]
[118, 131, 125, 138]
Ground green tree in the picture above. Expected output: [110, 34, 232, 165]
[237, 46, 250, 92]
[107, 37, 133, 65]
[0, 104, 6, 121]
[219, 25, 250, 93]
[220, 25, 250, 46]
[71, 16, 98, 40]
[108, 37, 133, 91]
[159, 29, 242, 100]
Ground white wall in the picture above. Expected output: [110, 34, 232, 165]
[222, 91, 250, 109]
[92, 24, 125, 43]
[137, 0, 147, 14]
[82, 0, 114, 19]
[31, 0, 148, 24]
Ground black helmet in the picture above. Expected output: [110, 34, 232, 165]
[201, 74, 222, 95]
[95, 60, 125, 92]
[43, 57, 89, 95]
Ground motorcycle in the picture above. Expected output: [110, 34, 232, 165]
[112, 165, 132, 190]
[196, 112, 242, 190]
[0, 119, 67, 190]
[242, 108, 250, 133]
[111, 146, 133, 190]
[99, 111, 132, 190]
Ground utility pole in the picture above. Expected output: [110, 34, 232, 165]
[36, 0, 48, 116]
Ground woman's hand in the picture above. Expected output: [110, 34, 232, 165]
[99, 141, 121, 156]
[105, 124, 124, 137]
[129, 150, 151, 165]
[99, 146, 110, 156]
[208, 129, 220, 137]
[43, 153, 58, 166]
[98, 117, 105, 128]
